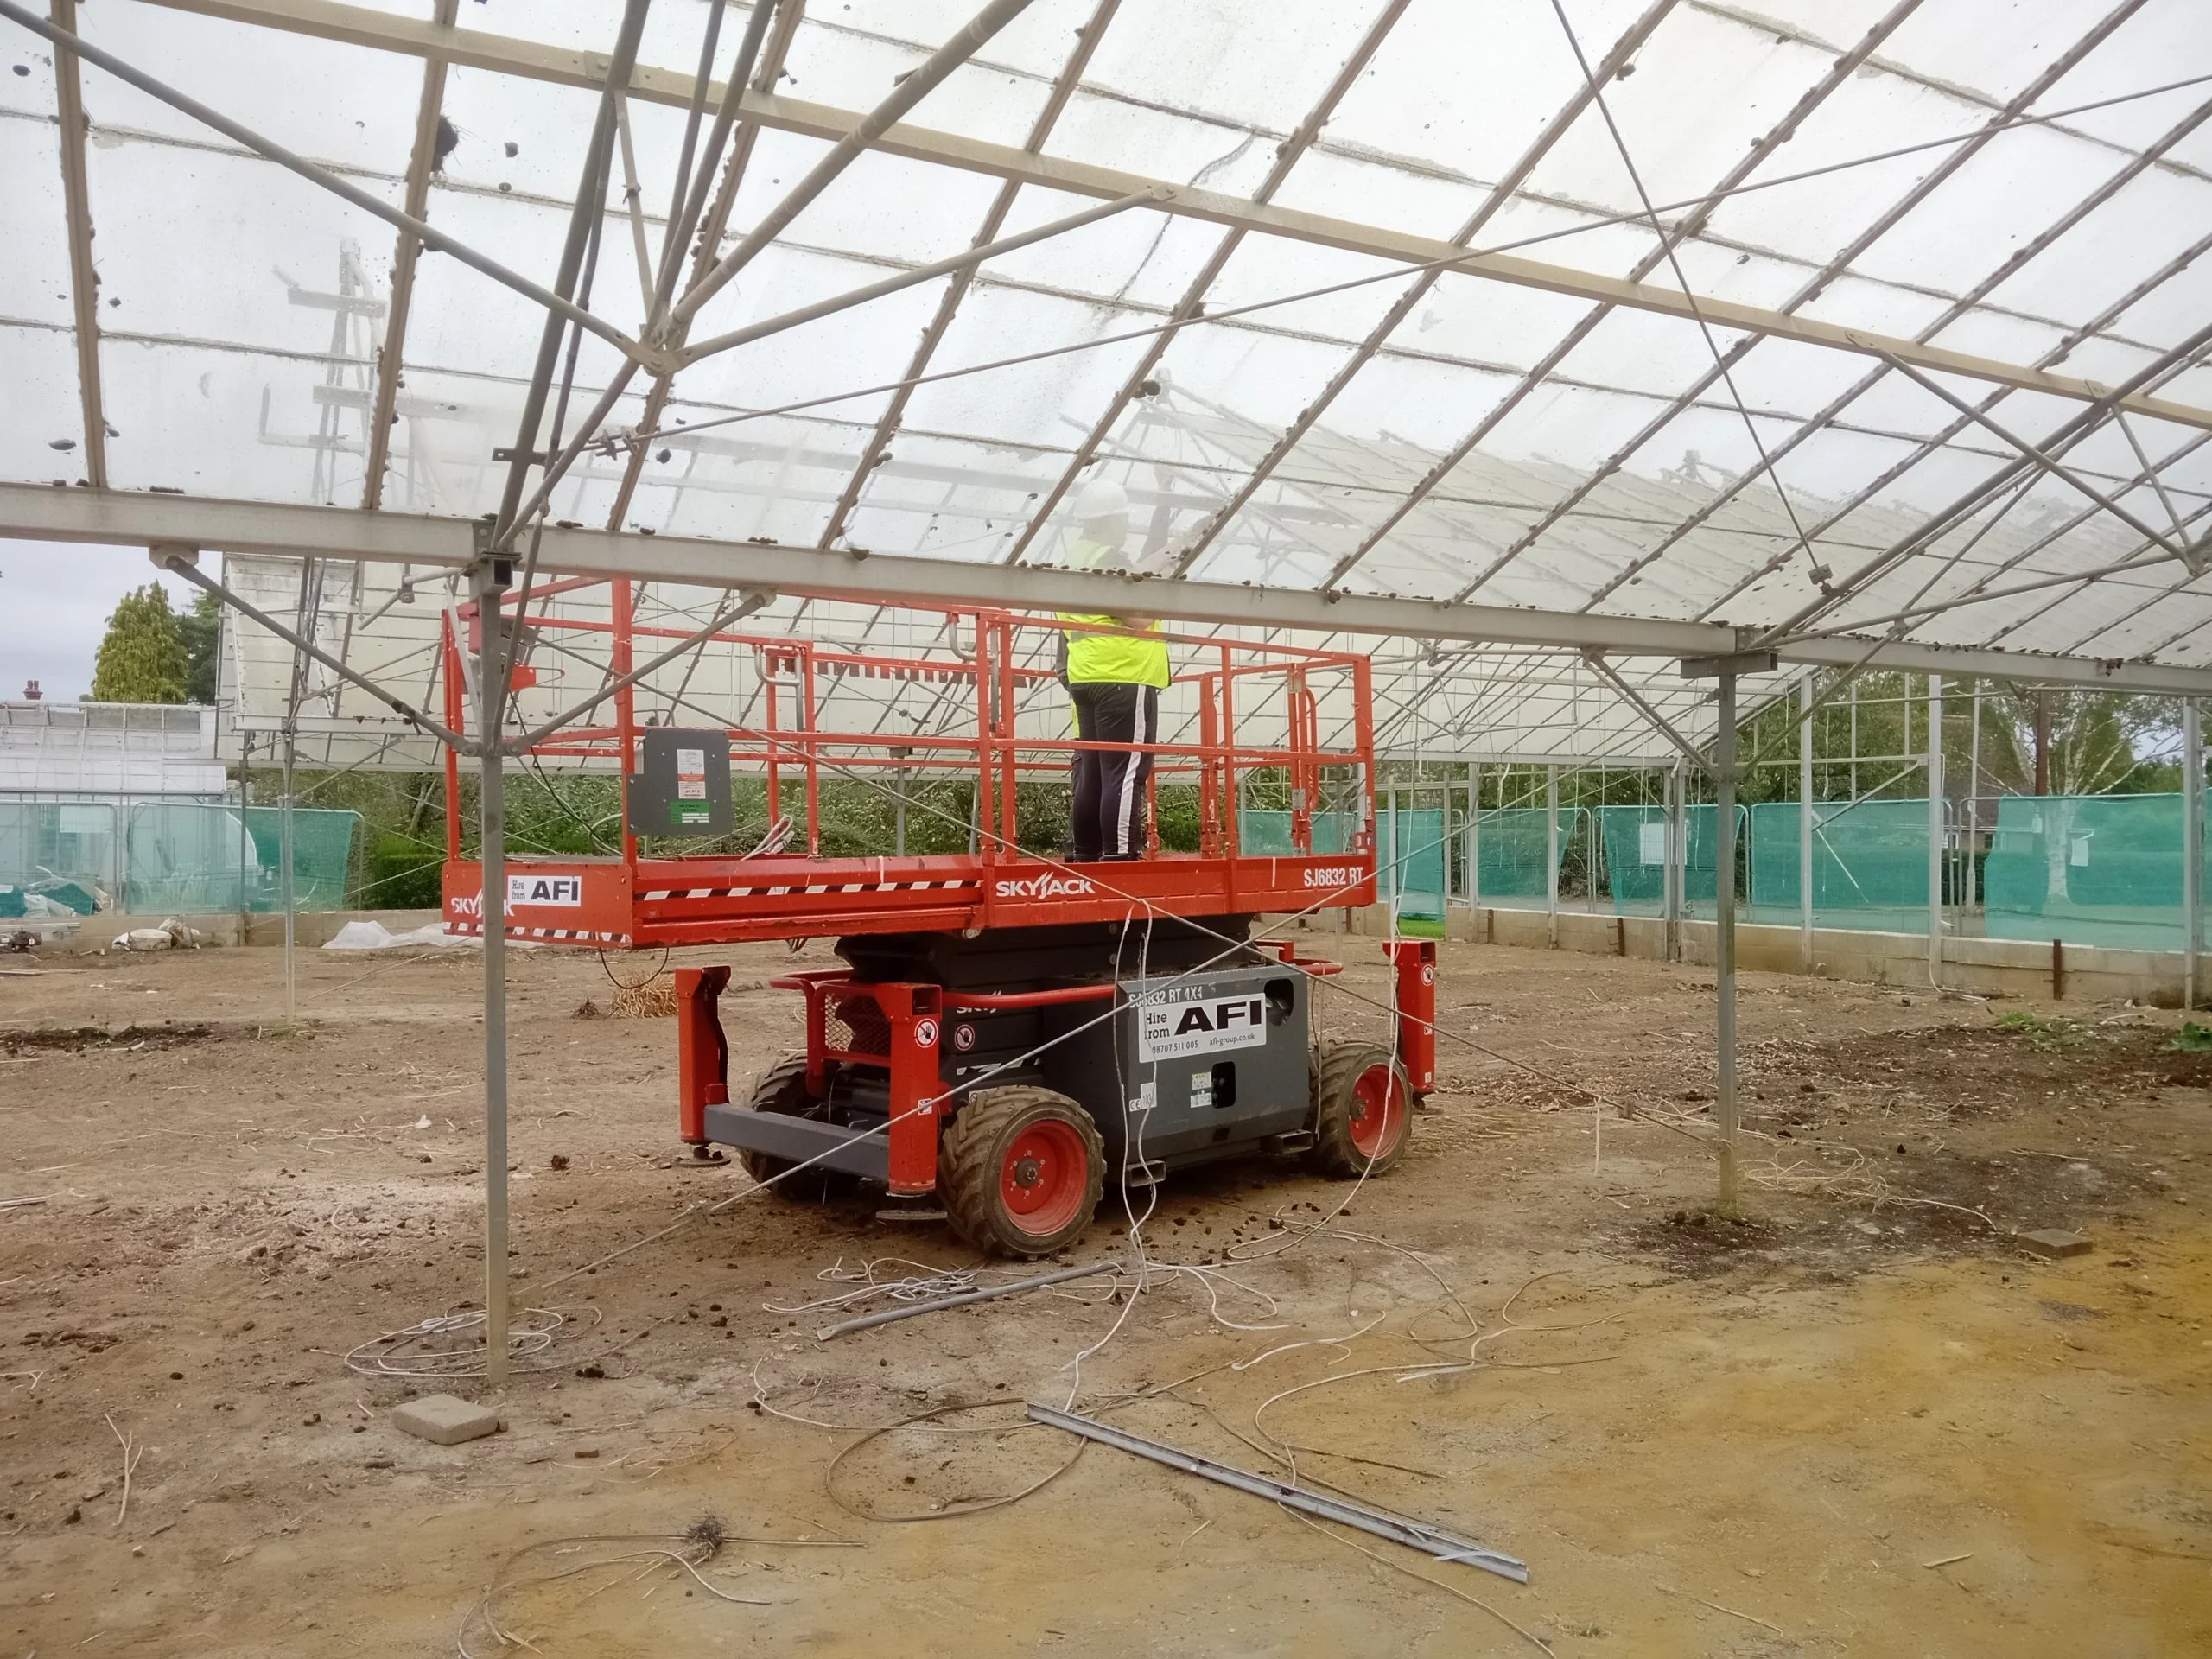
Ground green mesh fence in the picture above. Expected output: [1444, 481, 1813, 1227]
[0, 801, 119, 912]
[125, 803, 359, 913]
[1615, 805, 1738, 919]
[1596, 804, 1732, 918]
[1746, 799, 1932, 931]
[1376, 807, 1447, 919]
[1985, 792, 2209, 950]
[1236, 809, 1358, 856]
[1467, 806, 1581, 908]
[1468, 809, 1574, 911]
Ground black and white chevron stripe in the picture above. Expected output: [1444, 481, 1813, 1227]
[639, 878, 978, 902]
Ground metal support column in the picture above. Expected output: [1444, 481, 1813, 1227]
[280, 732, 296, 1019]
[1384, 785, 1399, 911]
[472, 555, 511, 1387]
[2187, 699, 2202, 1010]
[1715, 670, 1740, 1211]
[1466, 763, 1480, 914]
[238, 734, 252, 942]
[1800, 673, 1815, 971]
[1546, 764, 1560, 947]
[1929, 673, 1944, 988]
[1664, 757, 1684, 963]
[1969, 679, 1984, 909]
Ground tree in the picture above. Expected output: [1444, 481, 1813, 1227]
[88, 584, 190, 704]
[179, 590, 221, 703]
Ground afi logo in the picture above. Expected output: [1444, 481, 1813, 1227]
[508, 874, 583, 908]
[995, 873, 1096, 900]
[1173, 998, 1262, 1035]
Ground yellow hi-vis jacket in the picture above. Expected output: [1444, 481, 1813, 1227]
[1061, 618, 1169, 688]
[1058, 533, 1168, 687]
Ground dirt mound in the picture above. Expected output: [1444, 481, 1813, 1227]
[0, 1020, 226, 1052]
[1744, 1020, 2212, 1117]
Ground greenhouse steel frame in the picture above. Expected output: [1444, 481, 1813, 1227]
[6, 0, 2210, 1370]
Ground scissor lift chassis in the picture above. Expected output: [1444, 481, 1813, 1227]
[436, 597, 1423, 1253]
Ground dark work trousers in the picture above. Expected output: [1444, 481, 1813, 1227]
[1070, 682, 1159, 861]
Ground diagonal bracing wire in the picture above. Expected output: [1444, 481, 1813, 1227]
[1755, 320, 2212, 649]
[817, 0, 1125, 553]
[1522, 0, 1821, 618]
[996, 0, 1418, 570]
[1596, 81, 2212, 622]
[1164, 0, 1688, 581]
[603, 0, 800, 537]
[1325, 0, 2004, 597]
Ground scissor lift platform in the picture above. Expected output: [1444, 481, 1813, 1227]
[442, 849, 1376, 947]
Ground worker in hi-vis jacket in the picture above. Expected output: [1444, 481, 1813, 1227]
[1058, 480, 1170, 862]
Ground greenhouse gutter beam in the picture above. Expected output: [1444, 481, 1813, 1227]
[123, 0, 2212, 435]
[10, 484, 2212, 695]
[361, 0, 457, 512]
[48, 0, 105, 490]
[817, 0, 1124, 554]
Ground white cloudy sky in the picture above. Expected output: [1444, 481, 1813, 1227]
[0, 542, 207, 702]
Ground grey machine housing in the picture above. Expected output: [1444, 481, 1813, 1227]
[708, 921, 1319, 1188]
[626, 728, 734, 838]
[1033, 961, 1313, 1179]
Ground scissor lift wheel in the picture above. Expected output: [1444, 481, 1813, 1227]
[734, 1055, 842, 1201]
[942, 1086, 1105, 1259]
[1309, 1040, 1411, 1179]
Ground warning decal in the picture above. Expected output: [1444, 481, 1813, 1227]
[1137, 992, 1267, 1062]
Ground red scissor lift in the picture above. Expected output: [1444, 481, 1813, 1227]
[441, 585, 1436, 1256]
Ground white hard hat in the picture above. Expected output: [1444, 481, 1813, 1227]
[1073, 480, 1130, 521]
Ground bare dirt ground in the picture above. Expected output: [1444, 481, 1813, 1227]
[3, 930, 2207, 1656]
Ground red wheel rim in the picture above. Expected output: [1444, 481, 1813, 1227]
[999, 1118, 1090, 1236]
[1349, 1063, 1407, 1160]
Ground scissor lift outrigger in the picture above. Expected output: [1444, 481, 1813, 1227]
[442, 594, 1436, 1257]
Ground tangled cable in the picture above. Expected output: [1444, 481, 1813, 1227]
[763, 1255, 985, 1316]
[344, 1306, 597, 1379]
[455, 1516, 763, 1658]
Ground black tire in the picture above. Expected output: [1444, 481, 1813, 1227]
[735, 1054, 840, 1201]
[941, 1086, 1105, 1260]
[1308, 1040, 1411, 1179]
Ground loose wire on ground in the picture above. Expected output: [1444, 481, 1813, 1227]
[454, 1518, 761, 1659]
[822, 1397, 1089, 1523]
[345, 1306, 597, 1379]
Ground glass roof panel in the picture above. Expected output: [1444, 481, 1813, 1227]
[0, 117, 73, 332]
[6, 0, 2212, 713]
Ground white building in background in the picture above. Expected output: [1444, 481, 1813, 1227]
[0, 702, 226, 909]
